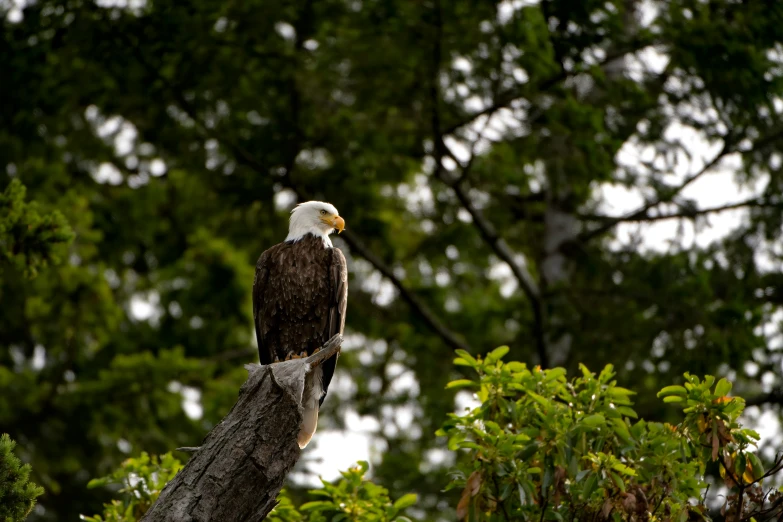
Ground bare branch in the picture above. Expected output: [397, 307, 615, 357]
[339, 230, 471, 352]
[579, 197, 781, 224]
[428, 0, 547, 364]
[579, 139, 734, 242]
[436, 141, 548, 366]
[580, 125, 783, 243]
[440, 41, 659, 136]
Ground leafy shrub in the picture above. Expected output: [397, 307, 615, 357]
[0, 433, 44, 522]
[439, 347, 783, 521]
[268, 461, 417, 522]
[84, 348, 783, 522]
[0, 179, 73, 278]
[81, 452, 182, 522]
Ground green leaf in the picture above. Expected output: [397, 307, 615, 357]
[506, 361, 527, 372]
[735, 453, 747, 481]
[392, 493, 418, 510]
[742, 429, 761, 441]
[446, 379, 476, 390]
[582, 474, 598, 499]
[544, 367, 566, 382]
[610, 462, 636, 476]
[486, 346, 510, 363]
[611, 418, 632, 443]
[517, 442, 540, 461]
[714, 378, 732, 398]
[607, 387, 636, 398]
[581, 414, 606, 427]
[663, 396, 684, 403]
[615, 406, 638, 419]
[299, 501, 332, 511]
[86, 478, 108, 489]
[453, 357, 472, 367]
[657, 385, 687, 398]
[598, 364, 615, 383]
[747, 453, 765, 481]
[455, 350, 477, 365]
[484, 420, 502, 434]
[609, 471, 626, 492]
[527, 391, 550, 407]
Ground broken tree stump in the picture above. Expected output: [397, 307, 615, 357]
[140, 334, 343, 522]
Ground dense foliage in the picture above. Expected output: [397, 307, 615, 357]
[3, 0, 783, 520]
[80, 452, 182, 522]
[440, 350, 783, 521]
[82, 455, 417, 522]
[0, 434, 45, 522]
[82, 355, 783, 521]
[0, 179, 73, 277]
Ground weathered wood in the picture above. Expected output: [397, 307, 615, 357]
[141, 335, 343, 522]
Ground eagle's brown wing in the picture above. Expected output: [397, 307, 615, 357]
[253, 247, 273, 365]
[320, 246, 348, 404]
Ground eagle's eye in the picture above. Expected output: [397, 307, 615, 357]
[320, 209, 327, 215]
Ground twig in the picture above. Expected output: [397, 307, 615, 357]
[444, 173, 548, 367]
[427, 0, 546, 364]
[338, 230, 470, 352]
[580, 124, 783, 243]
[440, 41, 659, 136]
[578, 197, 779, 223]
[579, 139, 734, 242]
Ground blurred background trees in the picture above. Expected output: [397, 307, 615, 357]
[2, 0, 783, 520]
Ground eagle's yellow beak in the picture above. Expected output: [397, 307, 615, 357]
[324, 215, 345, 234]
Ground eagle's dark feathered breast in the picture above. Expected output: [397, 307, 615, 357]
[252, 201, 347, 448]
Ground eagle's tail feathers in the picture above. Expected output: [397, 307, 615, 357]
[298, 401, 319, 449]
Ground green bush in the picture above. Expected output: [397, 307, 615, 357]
[0, 434, 44, 522]
[268, 462, 417, 522]
[85, 349, 783, 522]
[439, 347, 783, 521]
[81, 452, 182, 522]
[0, 179, 73, 278]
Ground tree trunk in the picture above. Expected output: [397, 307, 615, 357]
[141, 335, 343, 522]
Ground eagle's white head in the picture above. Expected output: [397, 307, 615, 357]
[286, 200, 345, 247]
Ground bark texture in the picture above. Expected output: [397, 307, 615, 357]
[141, 334, 343, 522]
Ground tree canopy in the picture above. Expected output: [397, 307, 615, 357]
[2, 0, 783, 520]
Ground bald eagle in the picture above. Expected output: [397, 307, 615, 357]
[253, 201, 348, 448]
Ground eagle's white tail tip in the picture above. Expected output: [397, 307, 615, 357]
[298, 404, 319, 449]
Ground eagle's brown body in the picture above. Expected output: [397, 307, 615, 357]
[253, 234, 348, 408]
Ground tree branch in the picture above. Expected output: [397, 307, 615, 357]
[579, 139, 734, 242]
[579, 125, 783, 243]
[338, 230, 471, 352]
[579, 197, 781, 224]
[141, 335, 343, 521]
[437, 141, 548, 366]
[440, 41, 658, 136]
[427, 0, 546, 365]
